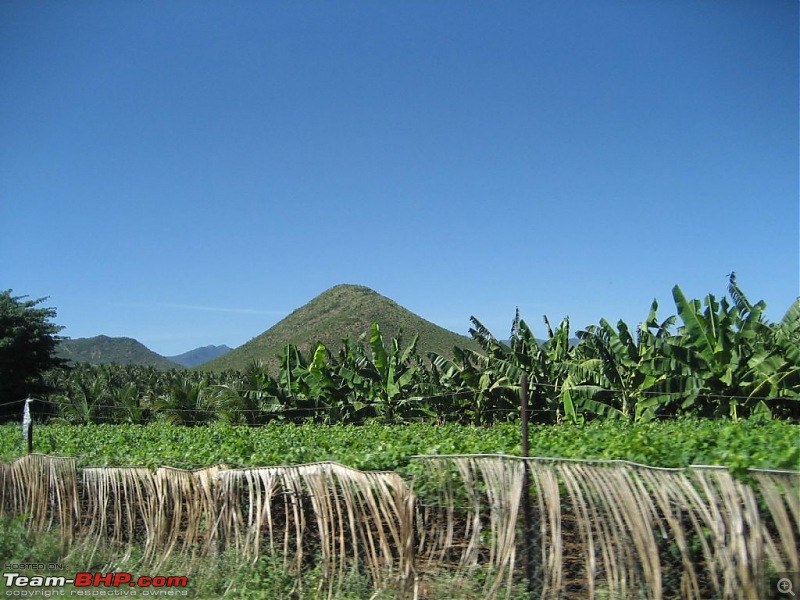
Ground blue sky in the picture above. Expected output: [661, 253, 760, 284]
[1, 0, 798, 356]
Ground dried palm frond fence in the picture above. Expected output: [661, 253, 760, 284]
[0, 456, 416, 599]
[1, 454, 797, 599]
[412, 455, 799, 600]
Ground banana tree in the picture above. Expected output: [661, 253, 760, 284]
[572, 300, 676, 421]
[275, 343, 336, 422]
[334, 336, 380, 422]
[573, 319, 646, 420]
[538, 315, 579, 421]
[739, 297, 800, 416]
[338, 324, 426, 422]
[645, 277, 776, 419]
[460, 315, 529, 423]
[466, 311, 580, 423]
[427, 345, 496, 424]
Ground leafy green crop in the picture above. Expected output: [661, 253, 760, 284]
[0, 418, 797, 474]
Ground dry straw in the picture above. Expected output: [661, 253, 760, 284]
[214, 462, 416, 599]
[413, 455, 799, 600]
[0, 454, 78, 542]
[1, 454, 797, 600]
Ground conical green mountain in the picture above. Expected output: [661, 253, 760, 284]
[203, 284, 478, 372]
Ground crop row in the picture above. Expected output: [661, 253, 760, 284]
[1, 417, 797, 474]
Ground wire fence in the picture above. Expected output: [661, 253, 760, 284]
[5, 377, 798, 410]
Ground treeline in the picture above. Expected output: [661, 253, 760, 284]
[37, 276, 800, 425]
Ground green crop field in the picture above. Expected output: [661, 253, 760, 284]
[1, 418, 798, 600]
[1, 417, 797, 473]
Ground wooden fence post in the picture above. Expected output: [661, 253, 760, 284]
[23, 397, 33, 454]
[520, 373, 534, 595]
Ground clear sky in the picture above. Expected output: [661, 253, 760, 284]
[1, 0, 798, 356]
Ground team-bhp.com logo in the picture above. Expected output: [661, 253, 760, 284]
[4, 572, 189, 596]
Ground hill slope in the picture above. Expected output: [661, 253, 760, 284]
[204, 284, 478, 372]
[167, 345, 232, 368]
[57, 336, 183, 370]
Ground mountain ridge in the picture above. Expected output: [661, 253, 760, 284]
[56, 335, 184, 370]
[203, 284, 479, 372]
[167, 344, 232, 368]
[56, 285, 480, 372]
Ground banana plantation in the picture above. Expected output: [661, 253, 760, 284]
[40, 277, 800, 426]
[3, 276, 799, 600]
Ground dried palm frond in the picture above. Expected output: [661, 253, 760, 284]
[1, 455, 78, 541]
[750, 469, 799, 574]
[214, 462, 415, 599]
[2, 452, 797, 600]
[412, 455, 523, 599]
[81, 466, 155, 563]
[527, 462, 562, 598]
[412, 455, 799, 600]
[0, 460, 10, 516]
[150, 465, 224, 567]
[637, 468, 705, 599]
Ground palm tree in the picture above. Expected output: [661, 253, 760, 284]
[206, 361, 285, 425]
[154, 376, 216, 425]
[55, 364, 109, 424]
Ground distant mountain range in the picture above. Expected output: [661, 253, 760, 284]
[56, 338, 232, 370]
[56, 284, 481, 372]
[166, 345, 232, 368]
[56, 335, 184, 370]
